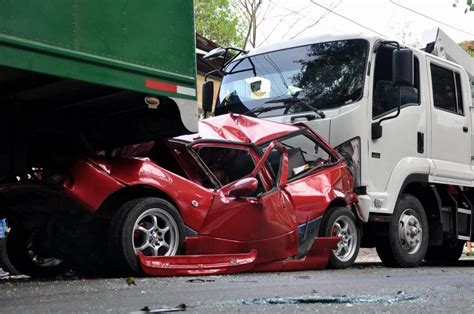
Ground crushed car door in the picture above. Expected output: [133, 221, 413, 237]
[261, 131, 351, 257]
[194, 141, 298, 262]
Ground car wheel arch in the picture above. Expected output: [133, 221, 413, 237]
[324, 197, 362, 230]
[325, 197, 354, 217]
[95, 185, 181, 220]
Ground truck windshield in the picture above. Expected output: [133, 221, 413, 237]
[215, 39, 368, 117]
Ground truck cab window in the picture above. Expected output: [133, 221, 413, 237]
[216, 39, 369, 117]
[372, 46, 420, 118]
[431, 64, 464, 115]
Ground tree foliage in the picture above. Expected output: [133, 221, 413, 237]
[195, 0, 245, 47]
[453, 0, 474, 11]
[467, 0, 474, 10]
[459, 41, 474, 57]
[293, 40, 367, 107]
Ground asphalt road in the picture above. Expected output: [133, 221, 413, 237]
[2, 249, 474, 313]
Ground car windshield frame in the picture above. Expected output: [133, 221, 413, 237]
[257, 129, 341, 183]
[215, 39, 369, 118]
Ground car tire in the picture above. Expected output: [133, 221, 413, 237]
[5, 226, 65, 277]
[375, 194, 429, 268]
[424, 240, 464, 262]
[319, 206, 360, 269]
[109, 197, 185, 275]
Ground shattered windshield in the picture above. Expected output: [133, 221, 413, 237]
[215, 39, 368, 117]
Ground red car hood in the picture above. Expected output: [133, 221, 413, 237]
[174, 113, 301, 145]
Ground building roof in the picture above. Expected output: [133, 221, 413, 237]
[196, 33, 225, 77]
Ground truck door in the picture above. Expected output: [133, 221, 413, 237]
[427, 57, 471, 184]
[369, 47, 425, 194]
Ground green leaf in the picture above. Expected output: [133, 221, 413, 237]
[195, 0, 246, 47]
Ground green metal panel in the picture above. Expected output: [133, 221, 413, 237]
[0, 0, 196, 99]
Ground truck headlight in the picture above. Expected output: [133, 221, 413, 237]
[335, 137, 361, 187]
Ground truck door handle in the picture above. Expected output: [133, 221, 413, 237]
[417, 132, 424, 154]
[463, 126, 469, 133]
[290, 114, 316, 122]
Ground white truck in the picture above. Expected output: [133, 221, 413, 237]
[202, 28, 474, 267]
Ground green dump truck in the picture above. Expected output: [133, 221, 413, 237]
[0, 0, 197, 177]
[0, 0, 197, 275]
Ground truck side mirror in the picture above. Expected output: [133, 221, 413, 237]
[392, 49, 414, 86]
[203, 47, 226, 60]
[202, 80, 214, 114]
[372, 123, 383, 140]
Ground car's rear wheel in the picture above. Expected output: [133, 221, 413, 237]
[109, 197, 185, 275]
[5, 225, 65, 277]
[319, 207, 360, 269]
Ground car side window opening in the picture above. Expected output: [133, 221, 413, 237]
[196, 146, 265, 195]
[166, 140, 208, 183]
[430, 64, 464, 115]
[262, 133, 334, 182]
[372, 45, 420, 118]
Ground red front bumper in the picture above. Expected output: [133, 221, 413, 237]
[139, 237, 340, 277]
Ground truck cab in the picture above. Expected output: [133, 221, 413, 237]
[206, 28, 474, 267]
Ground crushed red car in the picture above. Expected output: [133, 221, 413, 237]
[0, 114, 361, 277]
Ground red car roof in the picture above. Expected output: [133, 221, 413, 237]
[175, 113, 301, 145]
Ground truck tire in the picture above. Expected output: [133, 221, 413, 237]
[319, 207, 360, 269]
[375, 194, 429, 267]
[109, 197, 185, 275]
[424, 240, 464, 262]
[5, 226, 65, 277]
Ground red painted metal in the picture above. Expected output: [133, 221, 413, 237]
[226, 177, 258, 197]
[60, 113, 357, 277]
[63, 158, 125, 213]
[184, 232, 298, 264]
[139, 250, 258, 276]
[140, 237, 339, 276]
[284, 163, 355, 225]
[253, 237, 340, 272]
[105, 157, 214, 231]
[175, 113, 301, 145]
[145, 79, 177, 93]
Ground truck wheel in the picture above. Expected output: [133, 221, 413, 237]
[109, 197, 185, 275]
[319, 207, 360, 269]
[425, 240, 464, 262]
[5, 226, 65, 277]
[375, 194, 428, 267]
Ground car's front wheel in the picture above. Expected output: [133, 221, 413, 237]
[109, 197, 185, 275]
[319, 207, 360, 269]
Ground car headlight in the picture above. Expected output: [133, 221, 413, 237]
[335, 137, 361, 187]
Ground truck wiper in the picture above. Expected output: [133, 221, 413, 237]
[245, 95, 326, 119]
[244, 104, 287, 116]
